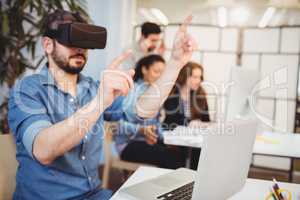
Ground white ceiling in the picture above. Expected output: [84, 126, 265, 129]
[137, 0, 300, 26]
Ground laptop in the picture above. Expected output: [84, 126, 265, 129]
[119, 119, 258, 200]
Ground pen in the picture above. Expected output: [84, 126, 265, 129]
[270, 187, 279, 200]
[273, 178, 284, 200]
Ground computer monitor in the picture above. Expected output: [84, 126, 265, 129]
[225, 66, 260, 121]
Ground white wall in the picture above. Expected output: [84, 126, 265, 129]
[83, 0, 136, 80]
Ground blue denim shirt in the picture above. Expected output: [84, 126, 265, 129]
[114, 80, 163, 154]
[8, 65, 154, 200]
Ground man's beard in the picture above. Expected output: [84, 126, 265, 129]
[51, 49, 86, 75]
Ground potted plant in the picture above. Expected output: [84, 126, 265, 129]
[0, 0, 89, 134]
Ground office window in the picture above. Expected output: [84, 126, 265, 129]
[280, 28, 300, 53]
[188, 26, 220, 51]
[260, 55, 299, 99]
[243, 29, 280, 53]
[202, 53, 236, 95]
[221, 28, 238, 52]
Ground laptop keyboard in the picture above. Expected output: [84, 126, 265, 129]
[156, 182, 194, 200]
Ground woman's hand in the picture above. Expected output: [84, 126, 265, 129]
[139, 125, 158, 145]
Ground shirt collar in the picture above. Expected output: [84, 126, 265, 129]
[39, 63, 90, 89]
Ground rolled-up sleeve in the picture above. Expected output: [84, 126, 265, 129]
[120, 84, 157, 125]
[103, 83, 157, 125]
[8, 79, 52, 158]
[21, 119, 52, 157]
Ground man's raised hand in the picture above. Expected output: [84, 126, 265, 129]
[98, 50, 135, 109]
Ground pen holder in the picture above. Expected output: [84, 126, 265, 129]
[265, 189, 292, 200]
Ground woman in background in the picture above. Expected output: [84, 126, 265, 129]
[162, 61, 210, 169]
[114, 54, 185, 169]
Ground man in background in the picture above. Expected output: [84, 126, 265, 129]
[124, 22, 165, 69]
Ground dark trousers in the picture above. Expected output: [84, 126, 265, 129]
[120, 141, 185, 169]
[190, 148, 201, 170]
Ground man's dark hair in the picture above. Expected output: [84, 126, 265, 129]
[43, 9, 88, 37]
[141, 22, 161, 38]
[133, 54, 165, 81]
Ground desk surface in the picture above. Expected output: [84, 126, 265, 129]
[163, 129, 300, 158]
[111, 166, 300, 200]
[253, 131, 300, 158]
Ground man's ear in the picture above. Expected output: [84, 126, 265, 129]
[42, 37, 55, 55]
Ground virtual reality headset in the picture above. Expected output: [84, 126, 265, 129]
[44, 22, 107, 49]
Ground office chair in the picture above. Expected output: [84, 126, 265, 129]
[0, 134, 18, 200]
[102, 122, 153, 189]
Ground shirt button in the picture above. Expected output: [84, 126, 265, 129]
[84, 135, 88, 140]
[81, 155, 86, 160]
[69, 98, 74, 103]
[88, 177, 92, 181]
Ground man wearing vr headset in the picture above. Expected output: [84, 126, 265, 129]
[8, 9, 195, 200]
